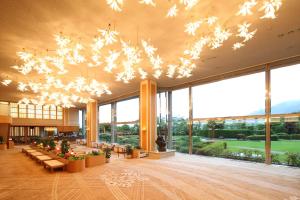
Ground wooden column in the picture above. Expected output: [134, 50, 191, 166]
[86, 100, 99, 147]
[140, 80, 157, 152]
[265, 64, 271, 164]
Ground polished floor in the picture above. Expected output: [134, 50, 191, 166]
[0, 147, 299, 200]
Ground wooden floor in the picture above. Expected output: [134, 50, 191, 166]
[0, 148, 299, 200]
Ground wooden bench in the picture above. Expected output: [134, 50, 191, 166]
[36, 155, 53, 164]
[43, 160, 66, 172]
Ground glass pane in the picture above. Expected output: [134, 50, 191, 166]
[271, 64, 300, 114]
[172, 88, 189, 153]
[57, 106, 63, 120]
[117, 98, 139, 122]
[99, 104, 111, 123]
[116, 123, 139, 147]
[43, 105, 49, 119]
[157, 92, 169, 147]
[271, 116, 300, 166]
[27, 104, 35, 118]
[193, 72, 265, 118]
[99, 124, 112, 143]
[36, 105, 43, 119]
[10, 103, 18, 118]
[50, 105, 56, 119]
[192, 118, 266, 163]
[19, 104, 27, 118]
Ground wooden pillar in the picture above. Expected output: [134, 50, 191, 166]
[265, 64, 271, 164]
[86, 100, 98, 147]
[140, 80, 157, 152]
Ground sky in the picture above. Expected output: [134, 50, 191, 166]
[96, 64, 300, 123]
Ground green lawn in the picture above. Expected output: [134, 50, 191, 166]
[225, 140, 300, 154]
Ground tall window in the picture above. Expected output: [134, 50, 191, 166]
[271, 64, 300, 114]
[116, 98, 139, 146]
[270, 64, 300, 165]
[19, 104, 27, 118]
[36, 105, 43, 119]
[193, 72, 265, 118]
[27, 104, 35, 118]
[57, 106, 63, 120]
[99, 104, 111, 123]
[172, 88, 189, 153]
[10, 103, 18, 118]
[99, 104, 112, 142]
[43, 105, 50, 119]
[50, 105, 57, 119]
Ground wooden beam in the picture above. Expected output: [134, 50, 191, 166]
[265, 64, 271, 164]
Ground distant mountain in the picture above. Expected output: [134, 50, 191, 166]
[251, 100, 300, 115]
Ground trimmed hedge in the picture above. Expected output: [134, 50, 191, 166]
[193, 129, 265, 139]
[246, 135, 279, 141]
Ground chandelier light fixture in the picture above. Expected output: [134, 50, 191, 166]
[0, 0, 283, 107]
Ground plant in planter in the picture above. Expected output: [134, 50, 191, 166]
[132, 146, 142, 158]
[48, 139, 56, 150]
[85, 150, 105, 167]
[126, 145, 133, 158]
[66, 155, 85, 173]
[103, 147, 112, 163]
[0, 136, 6, 150]
[61, 140, 70, 155]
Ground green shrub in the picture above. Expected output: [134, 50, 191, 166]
[194, 129, 265, 139]
[103, 148, 112, 159]
[275, 133, 290, 140]
[88, 150, 103, 156]
[246, 135, 278, 141]
[49, 139, 56, 150]
[221, 149, 265, 163]
[285, 152, 300, 167]
[271, 153, 281, 165]
[196, 142, 226, 156]
[61, 140, 70, 154]
[236, 134, 246, 140]
[290, 134, 300, 140]
[177, 146, 189, 153]
[68, 155, 85, 161]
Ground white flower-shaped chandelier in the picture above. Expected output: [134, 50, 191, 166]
[0, 0, 283, 107]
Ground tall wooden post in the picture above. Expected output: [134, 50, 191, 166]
[265, 64, 271, 164]
[86, 100, 98, 147]
[140, 80, 157, 152]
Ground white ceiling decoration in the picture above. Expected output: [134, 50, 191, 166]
[0, 0, 295, 107]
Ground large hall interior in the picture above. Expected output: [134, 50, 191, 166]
[0, 0, 300, 199]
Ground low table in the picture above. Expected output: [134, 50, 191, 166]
[44, 160, 65, 172]
[36, 155, 52, 163]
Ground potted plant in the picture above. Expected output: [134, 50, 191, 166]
[61, 140, 70, 154]
[85, 150, 105, 167]
[103, 147, 111, 163]
[49, 139, 56, 150]
[132, 146, 142, 158]
[126, 145, 133, 159]
[66, 155, 85, 173]
[0, 136, 6, 150]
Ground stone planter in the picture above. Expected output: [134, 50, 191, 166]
[132, 149, 141, 158]
[85, 155, 105, 168]
[0, 144, 7, 150]
[67, 159, 85, 173]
